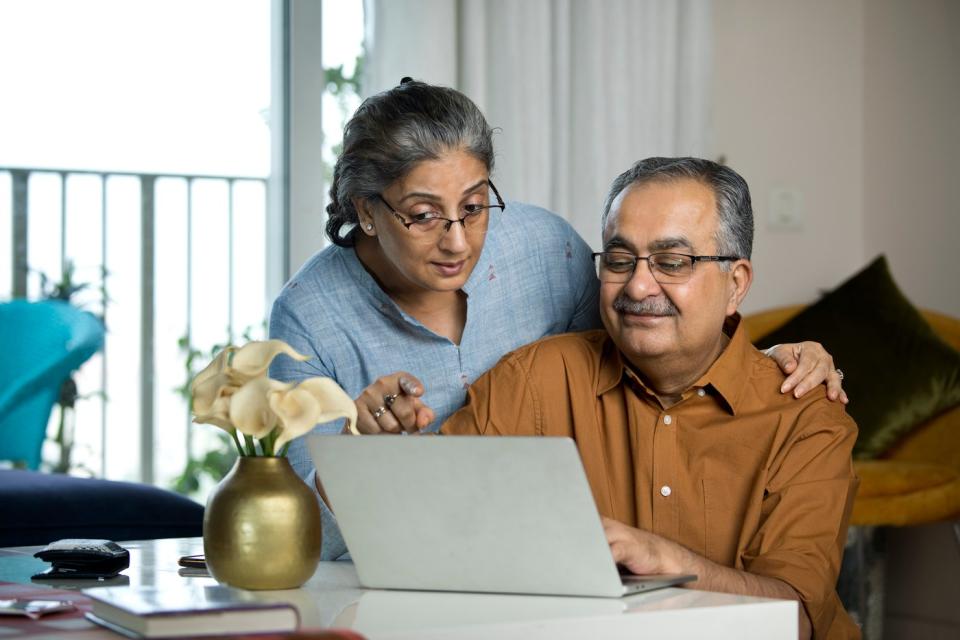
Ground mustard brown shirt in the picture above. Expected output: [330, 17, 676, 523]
[442, 317, 859, 639]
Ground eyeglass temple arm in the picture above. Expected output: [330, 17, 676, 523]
[692, 255, 739, 264]
[487, 180, 506, 208]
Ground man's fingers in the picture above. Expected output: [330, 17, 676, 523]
[608, 540, 628, 564]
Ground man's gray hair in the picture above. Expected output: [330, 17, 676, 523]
[601, 157, 754, 263]
[325, 79, 495, 247]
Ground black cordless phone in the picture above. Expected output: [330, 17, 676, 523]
[32, 539, 130, 579]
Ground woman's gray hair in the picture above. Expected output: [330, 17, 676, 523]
[601, 157, 754, 263]
[326, 79, 495, 246]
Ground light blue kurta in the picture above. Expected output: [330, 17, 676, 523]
[269, 201, 601, 558]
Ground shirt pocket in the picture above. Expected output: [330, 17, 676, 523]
[702, 452, 764, 568]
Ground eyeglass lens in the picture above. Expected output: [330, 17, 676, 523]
[594, 252, 695, 284]
[388, 183, 504, 242]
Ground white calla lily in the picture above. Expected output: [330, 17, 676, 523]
[191, 371, 235, 416]
[189, 339, 356, 458]
[269, 377, 358, 450]
[194, 394, 234, 432]
[193, 412, 234, 432]
[268, 387, 321, 447]
[297, 377, 358, 434]
[229, 377, 291, 439]
[191, 346, 235, 391]
[228, 340, 310, 382]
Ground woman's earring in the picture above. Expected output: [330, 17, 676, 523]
[365, 223, 374, 231]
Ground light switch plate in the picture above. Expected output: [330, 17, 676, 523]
[768, 188, 803, 231]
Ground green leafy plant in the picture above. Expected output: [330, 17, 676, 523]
[324, 55, 364, 99]
[171, 430, 238, 495]
[322, 56, 364, 185]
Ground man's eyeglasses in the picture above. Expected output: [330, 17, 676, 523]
[376, 180, 506, 243]
[591, 251, 740, 284]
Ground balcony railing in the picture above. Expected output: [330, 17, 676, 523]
[1, 166, 271, 489]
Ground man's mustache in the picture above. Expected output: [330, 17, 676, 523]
[612, 294, 678, 316]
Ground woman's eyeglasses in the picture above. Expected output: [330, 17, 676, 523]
[376, 180, 505, 243]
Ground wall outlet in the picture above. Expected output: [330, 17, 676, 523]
[768, 188, 804, 231]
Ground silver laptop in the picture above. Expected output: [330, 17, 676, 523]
[309, 435, 695, 598]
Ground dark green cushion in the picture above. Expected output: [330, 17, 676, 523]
[756, 255, 960, 459]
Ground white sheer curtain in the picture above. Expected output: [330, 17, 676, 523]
[363, 0, 713, 249]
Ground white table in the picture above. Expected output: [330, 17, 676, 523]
[0, 538, 797, 639]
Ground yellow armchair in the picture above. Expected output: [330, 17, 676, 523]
[743, 306, 960, 527]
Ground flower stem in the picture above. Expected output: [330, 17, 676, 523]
[261, 428, 279, 457]
[242, 433, 256, 457]
[278, 442, 291, 457]
[229, 429, 245, 457]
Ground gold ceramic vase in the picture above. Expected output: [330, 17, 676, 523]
[203, 456, 321, 590]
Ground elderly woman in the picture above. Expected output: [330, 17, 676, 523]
[269, 79, 844, 559]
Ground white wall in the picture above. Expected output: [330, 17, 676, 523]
[713, 0, 960, 316]
[863, 0, 960, 317]
[295, 1, 960, 316]
[712, 0, 865, 315]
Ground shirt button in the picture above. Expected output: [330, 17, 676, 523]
[663, 415, 672, 425]
[660, 485, 672, 497]
[697, 388, 706, 397]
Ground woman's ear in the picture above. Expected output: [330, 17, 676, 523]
[352, 197, 376, 235]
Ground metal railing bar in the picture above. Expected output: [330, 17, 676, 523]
[59, 172, 67, 281]
[100, 173, 109, 478]
[0, 165, 265, 182]
[140, 176, 156, 484]
[228, 178, 235, 342]
[11, 170, 28, 298]
[186, 177, 194, 461]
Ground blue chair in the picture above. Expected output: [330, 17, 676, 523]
[0, 299, 105, 470]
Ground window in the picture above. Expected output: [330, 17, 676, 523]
[0, 0, 365, 498]
[0, 1, 272, 491]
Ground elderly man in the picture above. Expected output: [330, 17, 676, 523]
[441, 157, 859, 639]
